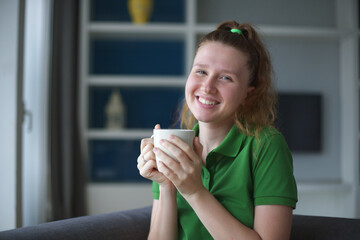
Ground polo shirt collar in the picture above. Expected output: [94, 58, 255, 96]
[193, 123, 245, 158]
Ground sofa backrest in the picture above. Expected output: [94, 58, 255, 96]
[291, 214, 360, 240]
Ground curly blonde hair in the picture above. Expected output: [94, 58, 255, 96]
[181, 20, 277, 136]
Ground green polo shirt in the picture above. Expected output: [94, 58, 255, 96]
[152, 124, 298, 239]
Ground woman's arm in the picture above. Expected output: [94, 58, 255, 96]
[185, 188, 292, 240]
[148, 186, 178, 240]
[254, 205, 293, 240]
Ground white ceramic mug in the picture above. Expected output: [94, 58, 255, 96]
[153, 129, 195, 171]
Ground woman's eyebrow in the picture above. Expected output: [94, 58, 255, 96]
[193, 63, 239, 76]
[193, 63, 208, 68]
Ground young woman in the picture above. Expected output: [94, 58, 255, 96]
[137, 20, 297, 240]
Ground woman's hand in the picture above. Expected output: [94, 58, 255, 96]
[153, 134, 204, 198]
[137, 124, 174, 189]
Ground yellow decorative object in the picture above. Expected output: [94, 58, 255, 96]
[128, 0, 153, 24]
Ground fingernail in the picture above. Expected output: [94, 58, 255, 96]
[169, 134, 175, 139]
[153, 147, 158, 152]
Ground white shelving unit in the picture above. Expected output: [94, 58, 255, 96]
[79, 0, 359, 217]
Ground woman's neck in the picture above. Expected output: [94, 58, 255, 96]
[198, 122, 233, 162]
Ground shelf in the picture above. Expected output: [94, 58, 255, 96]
[297, 182, 353, 193]
[260, 26, 342, 39]
[195, 24, 342, 39]
[89, 76, 186, 87]
[88, 129, 153, 140]
[89, 22, 187, 35]
[89, 23, 344, 40]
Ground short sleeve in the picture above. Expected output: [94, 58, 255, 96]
[152, 181, 160, 200]
[253, 133, 298, 208]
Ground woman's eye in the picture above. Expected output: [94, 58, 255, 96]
[220, 76, 232, 81]
[196, 70, 206, 75]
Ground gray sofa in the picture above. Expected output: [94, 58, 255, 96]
[0, 206, 359, 240]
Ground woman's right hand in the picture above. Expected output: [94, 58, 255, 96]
[137, 124, 173, 188]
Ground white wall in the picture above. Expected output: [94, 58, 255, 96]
[294, 183, 356, 218]
[0, 0, 20, 231]
[268, 38, 341, 181]
[87, 183, 153, 215]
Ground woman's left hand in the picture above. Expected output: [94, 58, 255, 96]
[153, 135, 204, 198]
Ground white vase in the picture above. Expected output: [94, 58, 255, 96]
[105, 90, 126, 129]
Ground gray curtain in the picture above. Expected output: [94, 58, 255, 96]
[49, 0, 86, 220]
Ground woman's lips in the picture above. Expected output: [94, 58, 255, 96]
[196, 96, 220, 108]
[198, 96, 217, 105]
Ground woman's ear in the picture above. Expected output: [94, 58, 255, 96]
[247, 86, 255, 96]
[240, 86, 255, 106]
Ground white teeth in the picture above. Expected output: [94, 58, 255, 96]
[199, 97, 216, 105]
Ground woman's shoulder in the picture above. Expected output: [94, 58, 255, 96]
[248, 126, 292, 168]
[231, 124, 288, 152]
[250, 126, 289, 151]
[257, 126, 283, 139]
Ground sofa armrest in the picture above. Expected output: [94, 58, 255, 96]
[0, 206, 152, 240]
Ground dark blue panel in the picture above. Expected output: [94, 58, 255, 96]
[91, 0, 185, 23]
[89, 87, 184, 129]
[275, 93, 322, 152]
[89, 140, 149, 182]
[90, 39, 185, 76]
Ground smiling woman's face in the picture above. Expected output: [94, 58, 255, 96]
[185, 41, 254, 128]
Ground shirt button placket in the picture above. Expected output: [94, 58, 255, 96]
[202, 168, 210, 190]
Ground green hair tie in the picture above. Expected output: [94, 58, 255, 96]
[230, 29, 242, 35]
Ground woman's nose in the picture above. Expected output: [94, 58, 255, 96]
[201, 76, 217, 94]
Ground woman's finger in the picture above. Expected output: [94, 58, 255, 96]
[140, 138, 153, 152]
[153, 146, 182, 173]
[168, 135, 202, 165]
[137, 155, 145, 169]
[144, 149, 155, 162]
[158, 139, 193, 172]
[140, 124, 160, 151]
[157, 160, 179, 182]
[139, 159, 157, 177]
[143, 143, 154, 156]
